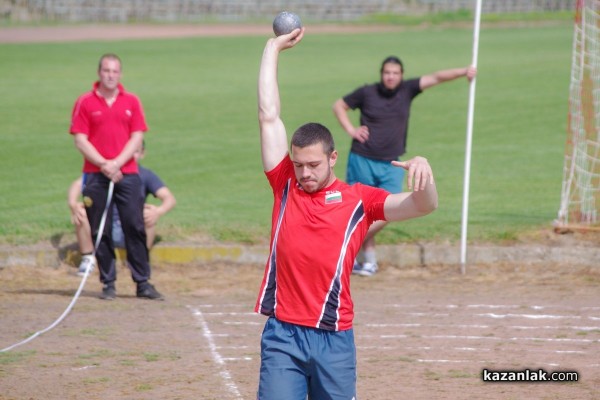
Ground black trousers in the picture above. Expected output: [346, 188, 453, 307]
[83, 173, 150, 285]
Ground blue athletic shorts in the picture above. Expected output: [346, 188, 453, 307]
[346, 152, 404, 194]
[257, 318, 357, 400]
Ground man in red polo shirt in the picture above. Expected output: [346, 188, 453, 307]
[69, 53, 163, 301]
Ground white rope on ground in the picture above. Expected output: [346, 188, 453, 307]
[1, 181, 115, 353]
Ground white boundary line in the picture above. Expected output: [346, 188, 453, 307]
[383, 303, 600, 311]
[367, 323, 600, 331]
[188, 305, 244, 400]
[372, 334, 597, 344]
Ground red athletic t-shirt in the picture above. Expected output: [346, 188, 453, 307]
[255, 156, 389, 331]
[70, 82, 147, 174]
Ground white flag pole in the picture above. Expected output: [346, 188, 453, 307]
[460, 0, 483, 274]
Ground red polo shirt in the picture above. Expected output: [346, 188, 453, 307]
[70, 82, 147, 174]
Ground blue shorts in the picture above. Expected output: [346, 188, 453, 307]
[257, 318, 356, 400]
[346, 152, 404, 194]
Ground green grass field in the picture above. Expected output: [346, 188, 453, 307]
[0, 21, 574, 245]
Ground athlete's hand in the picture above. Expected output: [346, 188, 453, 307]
[100, 159, 123, 183]
[351, 125, 370, 143]
[70, 202, 87, 226]
[143, 204, 161, 227]
[111, 171, 123, 183]
[270, 27, 305, 51]
[392, 156, 434, 191]
[466, 65, 477, 82]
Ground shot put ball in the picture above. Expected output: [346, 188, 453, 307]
[273, 11, 302, 36]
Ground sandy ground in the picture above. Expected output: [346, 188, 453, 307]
[0, 260, 599, 400]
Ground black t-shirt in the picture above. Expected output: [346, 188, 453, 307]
[343, 78, 422, 161]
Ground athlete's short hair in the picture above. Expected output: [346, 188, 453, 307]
[380, 56, 404, 73]
[98, 53, 122, 72]
[291, 123, 335, 157]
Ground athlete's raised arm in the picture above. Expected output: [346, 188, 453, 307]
[257, 28, 305, 172]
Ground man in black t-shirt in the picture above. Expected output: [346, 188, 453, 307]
[333, 56, 476, 276]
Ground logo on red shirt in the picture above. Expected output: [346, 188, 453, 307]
[325, 191, 342, 204]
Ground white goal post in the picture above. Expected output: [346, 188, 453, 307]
[555, 0, 600, 232]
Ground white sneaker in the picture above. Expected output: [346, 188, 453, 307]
[352, 262, 378, 277]
[352, 261, 364, 275]
[77, 255, 96, 276]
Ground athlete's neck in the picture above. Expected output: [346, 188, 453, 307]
[97, 86, 119, 106]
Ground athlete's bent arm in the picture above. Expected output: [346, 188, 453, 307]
[332, 98, 369, 144]
[383, 156, 438, 222]
[112, 131, 144, 173]
[74, 133, 107, 169]
[74, 133, 122, 182]
[144, 186, 176, 228]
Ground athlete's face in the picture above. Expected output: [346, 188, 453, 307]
[97, 58, 122, 92]
[291, 143, 337, 193]
[381, 62, 403, 90]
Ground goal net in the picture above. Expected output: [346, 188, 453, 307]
[556, 0, 600, 231]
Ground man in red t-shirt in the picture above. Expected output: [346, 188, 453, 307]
[69, 53, 163, 301]
[255, 29, 438, 399]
